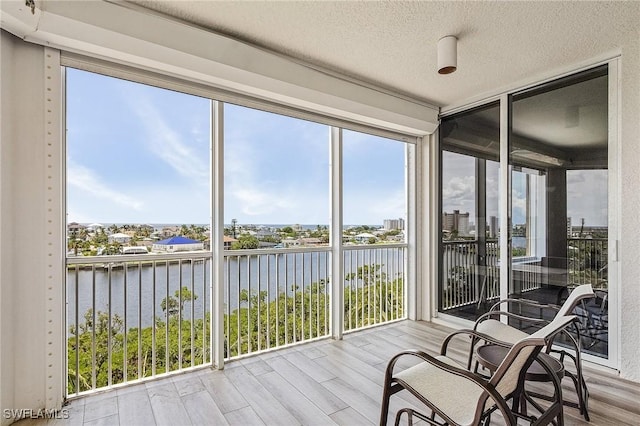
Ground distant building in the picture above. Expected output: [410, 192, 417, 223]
[86, 223, 104, 232]
[567, 217, 572, 237]
[108, 232, 131, 244]
[122, 246, 149, 255]
[299, 237, 323, 246]
[292, 224, 303, 232]
[159, 226, 181, 238]
[443, 210, 470, 236]
[68, 222, 86, 233]
[282, 238, 301, 248]
[489, 216, 498, 238]
[355, 233, 377, 244]
[383, 218, 405, 230]
[223, 236, 237, 249]
[152, 236, 204, 253]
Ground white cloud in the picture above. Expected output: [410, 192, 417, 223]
[67, 160, 144, 211]
[567, 170, 608, 226]
[131, 98, 209, 184]
[442, 175, 475, 214]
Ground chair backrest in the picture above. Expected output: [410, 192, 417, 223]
[557, 284, 595, 316]
[488, 315, 577, 399]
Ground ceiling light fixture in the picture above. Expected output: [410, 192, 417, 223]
[438, 35, 457, 75]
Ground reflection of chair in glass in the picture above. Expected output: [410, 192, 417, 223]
[574, 289, 608, 350]
[470, 284, 595, 421]
[380, 316, 576, 426]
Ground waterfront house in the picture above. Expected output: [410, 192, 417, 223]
[107, 232, 131, 245]
[223, 235, 237, 250]
[1, 2, 640, 425]
[151, 236, 204, 253]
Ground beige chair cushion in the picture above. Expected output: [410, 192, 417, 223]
[476, 319, 528, 344]
[395, 355, 489, 425]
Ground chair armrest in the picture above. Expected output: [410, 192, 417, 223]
[474, 310, 549, 330]
[383, 348, 513, 423]
[439, 329, 511, 357]
[488, 298, 561, 314]
[385, 348, 490, 389]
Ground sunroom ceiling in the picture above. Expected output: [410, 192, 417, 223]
[128, 1, 639, 109]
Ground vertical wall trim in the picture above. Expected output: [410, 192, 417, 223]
[499, 94, 510, 310]
[432, 131, 442, 318]
[212, 101, 225, 368]
[608, 58, 621, 370]
[407, 141, 419, 320]
[329, 127, 343, 339]
[44, 47, 64, 409]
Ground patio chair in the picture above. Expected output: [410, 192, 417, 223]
[471, 284, 595, 420]
[380, 315, 576, 426]
[573, 288, 608, 351]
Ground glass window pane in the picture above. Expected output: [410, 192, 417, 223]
[65, 68, 212, 393]
[223, 104, 330, 247]
[439, 102, 500, 321]
[510, 68, 608, 358]
[342, 130, 406, 239]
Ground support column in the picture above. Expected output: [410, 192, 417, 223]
[330, 127, 343, 339]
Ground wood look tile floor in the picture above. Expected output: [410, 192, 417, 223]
[14, 320, 640, 425]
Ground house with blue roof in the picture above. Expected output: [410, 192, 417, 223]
[151, 236, 204, 253]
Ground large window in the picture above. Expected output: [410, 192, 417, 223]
[65, 67, 414, 395]
[66, 69, 212, 394]
[224, 104, 330, 247]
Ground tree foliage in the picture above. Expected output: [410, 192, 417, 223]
[68, 262, 403, 394]
[230, 234, 260, 250]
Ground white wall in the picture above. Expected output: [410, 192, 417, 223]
[0, 29, 17, 426]
[618, 37, 640, 382]
[0, 30, 51, 424]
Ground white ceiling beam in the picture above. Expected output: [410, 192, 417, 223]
[0, 0, 438, 135]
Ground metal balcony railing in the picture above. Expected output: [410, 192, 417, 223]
[567, 238, 608, 287]
[343, 245, 407, 332]
[67, 244, 407, 396]
[66, 252, 211, 397]
[222, 247, 331, 359]
[441, 240, 499, 310]
[440, 238, 608, 311]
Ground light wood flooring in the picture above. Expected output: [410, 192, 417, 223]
[14, 320, 640, 426]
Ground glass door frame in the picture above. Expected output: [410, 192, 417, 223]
[436, 60, 620, 368]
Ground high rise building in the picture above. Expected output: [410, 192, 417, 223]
[443, 210, 470, 236]
[489, 216, 498, 238]
[383, 218, 405, 230]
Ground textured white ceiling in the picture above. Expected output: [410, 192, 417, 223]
[128, 1, 639, 108]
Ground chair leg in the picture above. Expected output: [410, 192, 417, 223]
[380, 385, 391, 426]
[394, 408, 414, 426]
[467, 335, 479, 370]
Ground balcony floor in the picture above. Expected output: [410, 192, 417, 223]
[16, 320, 640, 426]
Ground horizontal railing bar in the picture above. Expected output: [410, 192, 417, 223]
[67, 251, 212, 265]
[223, 246, 332, 256]
[343, 243, 407, 251]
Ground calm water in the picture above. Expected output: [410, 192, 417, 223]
[67, 248, 404, 333]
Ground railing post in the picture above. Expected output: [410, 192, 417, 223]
[212, 100, 225, 369]
[330, 127, 344, 339]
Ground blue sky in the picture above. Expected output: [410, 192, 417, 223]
[66, 69, 406, 226]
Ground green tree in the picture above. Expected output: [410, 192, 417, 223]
[68, 262, 402, 394]
[161, 286, 198, 317]
[231, 234, 259, 250]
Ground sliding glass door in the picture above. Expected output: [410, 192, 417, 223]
[439, 102, 500, 321]
[439, 65, 611, 360]
[508, 66, 609, 358]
